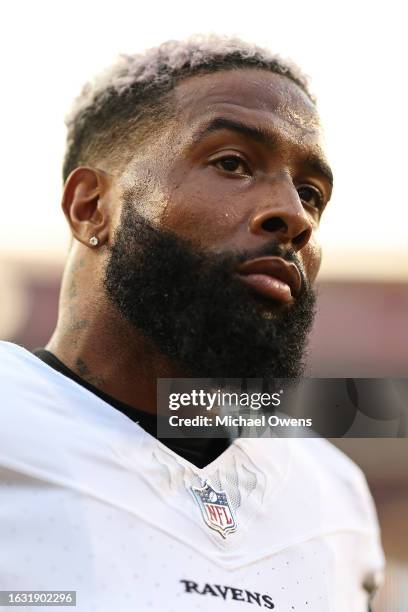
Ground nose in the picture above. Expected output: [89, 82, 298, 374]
[249, 179, 313, 251]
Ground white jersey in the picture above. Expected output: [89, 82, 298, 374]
[0, 342, 384, 611]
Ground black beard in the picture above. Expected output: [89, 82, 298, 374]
[104, 199, 317, 378]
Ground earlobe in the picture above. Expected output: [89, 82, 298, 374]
[62, 167, 111, 248]
[89, 236, 100, 247]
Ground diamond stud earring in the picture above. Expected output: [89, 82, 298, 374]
[89, 236, 99, 247]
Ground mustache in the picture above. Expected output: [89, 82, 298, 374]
[116, 206, 308, 292]
[214, 241, 308, 292]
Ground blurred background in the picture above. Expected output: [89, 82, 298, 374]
[0, 0, 406, 608]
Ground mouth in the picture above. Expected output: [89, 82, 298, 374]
[236, 256, 302, 304]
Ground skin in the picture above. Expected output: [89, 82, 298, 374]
[47, 68, 333, 413]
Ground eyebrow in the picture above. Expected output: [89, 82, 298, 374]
[191, 116, 334, 187]
[192, 117, 276, 149]
[306, 155, 334, 188]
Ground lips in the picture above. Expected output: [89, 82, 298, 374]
[236, 256, 302, 304]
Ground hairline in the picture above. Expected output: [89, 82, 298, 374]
[63, 64, 315, 183]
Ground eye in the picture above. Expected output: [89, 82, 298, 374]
[213, 155, 251, 176]
[297, 185, 325, 214]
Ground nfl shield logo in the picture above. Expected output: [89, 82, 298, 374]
[191, 481, 237, 538]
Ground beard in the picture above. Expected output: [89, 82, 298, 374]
[103, 196, 317, 379]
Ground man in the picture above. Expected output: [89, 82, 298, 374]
[0, 36, 383, 610]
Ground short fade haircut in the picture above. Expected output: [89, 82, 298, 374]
[63, 35, 313, 182]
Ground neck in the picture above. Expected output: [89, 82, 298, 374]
[46, 253, 185, 414]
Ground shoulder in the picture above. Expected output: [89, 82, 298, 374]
[292, 437, 385, 576]
[0, 342, 68, 477]
[0, 341, 64, 405]
[0, 340, 33, 370]
[0, 341, 44, 399]
[0, 341, 138, 485]
[236, 436, 384, 573]
[0, 341, 53, 384]
[0, 341, 94, 452]
[242, 435, 381, 534]
[290, 437, 381, 533]
[290, 437, 372, 495]
[0, 339, 70, 431]
[291, 436, 366, 484]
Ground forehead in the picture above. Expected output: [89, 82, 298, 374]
[171, 68, 323, 148]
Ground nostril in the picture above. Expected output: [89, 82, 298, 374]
[293, 229, 310, 247]
[261, 217, 287, 233]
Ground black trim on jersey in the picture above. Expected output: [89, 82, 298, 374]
[33, 349, 230, 469]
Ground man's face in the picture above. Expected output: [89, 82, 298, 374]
[104, 69, 333, 378]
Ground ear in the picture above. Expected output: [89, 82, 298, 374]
[62, 167, 112, 248]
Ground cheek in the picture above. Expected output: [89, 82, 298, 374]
[160, 173, 243, 248]
[302, 237, 322, 284]
[118, 150, 175, 224]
